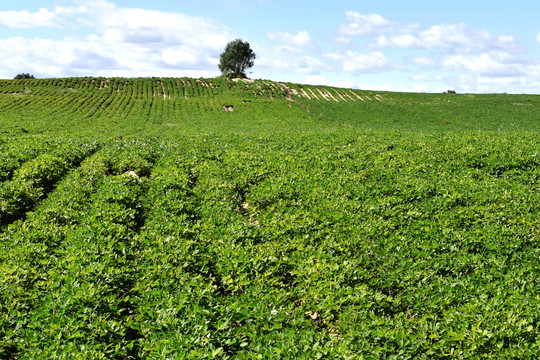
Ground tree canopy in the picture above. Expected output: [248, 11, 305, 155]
[218, 39, 256, 78]
[14, 73, 35, 80]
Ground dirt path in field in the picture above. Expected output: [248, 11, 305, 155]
[335, 90, 350, 102]
[195, 79, 384, 105]
[306, 88, 319, 100]
[159, 81, 169, 100]
[275, 84, 385, 104]
[349, 91, 365, 101]
[300, 89, 311, 100]
[180, 80, 187, 99]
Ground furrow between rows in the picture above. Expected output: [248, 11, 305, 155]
[0, 139, 160, 359]
[0, 141, 101, 229]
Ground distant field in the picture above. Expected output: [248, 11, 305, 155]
[1, 77, 539, 137]
[0, 77, 539, 359]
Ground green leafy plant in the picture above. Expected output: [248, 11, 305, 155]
[0, 76, 538, 358]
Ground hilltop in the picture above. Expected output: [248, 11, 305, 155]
[1, 77, 539, 138]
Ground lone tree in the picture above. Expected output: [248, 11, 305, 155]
[14, 73, 35, 80]
[218, 39, 256, 78]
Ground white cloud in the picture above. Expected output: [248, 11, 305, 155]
[336, 12, 538, 92]
[0, 8, 60, 28]
[162, 49, 199, 67]
[356, 14, 537, 92]
[373, 34, 423, 48]
[357, 82, 431, 93]
[338, 12, 391, 36]
[411, 74, 443, 82]
[419, 23, 521, 53]
[267, 30, 312, 49]
[1, 4, 539, 93]
[327, 51, 394, 73]
[84, 5, 229, 51]
[55, 1, 116, 18]
[412, 57, 435, 67]
[440, 53, 525, 77]
[303, 75, 355, 89]
[259, 30, 323, 75]
[372, 23, 521, 54]
[447, 75, 540, 94]
[258, 53, 326, 76]
[0, 1, 232, 78]
[0, 36, 120, 77]
[338, 11, 419, 39]
[296, 56, 326, 74]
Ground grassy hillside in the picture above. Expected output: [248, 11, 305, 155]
[1, 77, 539, 137]
[0, 77, 539, 359]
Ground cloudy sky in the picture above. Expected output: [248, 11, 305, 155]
[1, 0, 540, 93]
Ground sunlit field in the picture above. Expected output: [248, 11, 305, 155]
[1, 77, 539, 359]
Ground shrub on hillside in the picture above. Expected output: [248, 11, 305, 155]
[14, 73, 35, 80]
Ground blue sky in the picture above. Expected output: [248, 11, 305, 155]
[1, 0, 540, 93]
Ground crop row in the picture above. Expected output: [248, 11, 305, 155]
[0, 140, 100, 227]
[0, 138, 53, 182]
[1, 78, 291, 138]
[0, 77, 231, 100]
[0, 77, 306, 115]
[0, 139, 160, 358]
[4, 77, 539, 140]
[0, 131, 538, 358]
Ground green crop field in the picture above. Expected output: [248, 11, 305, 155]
[0, 77, 539, 359]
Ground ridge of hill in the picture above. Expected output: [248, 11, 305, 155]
[1, 77, 539, 137]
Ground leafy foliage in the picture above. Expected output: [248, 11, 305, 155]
[0, 77, 539, 358]
[14, 73, 35, 80]
[218, 39, 256, 78]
